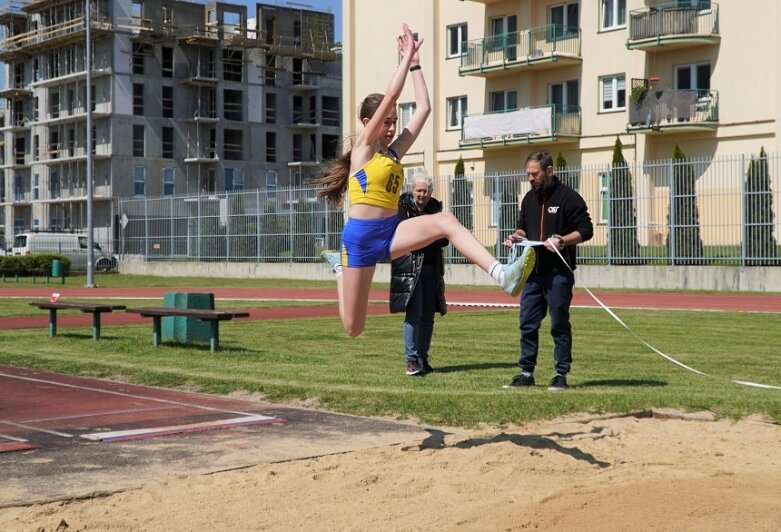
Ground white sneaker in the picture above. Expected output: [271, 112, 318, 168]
[500, 246, 536, 297]
[321, 250, 342, 272]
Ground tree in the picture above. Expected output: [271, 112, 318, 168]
[451, 156, 473, 263]
[608, 138, 641, 264]
[744, 147, 779, 265]
[556, 151, 579, 190]
[666, 144, 704, 264]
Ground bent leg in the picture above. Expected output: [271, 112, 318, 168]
[337, 265, 376, 337]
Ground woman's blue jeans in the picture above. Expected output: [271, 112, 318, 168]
[403, 265, 437, 362]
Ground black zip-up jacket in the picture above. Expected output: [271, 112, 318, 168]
[517, 177, 593, 272]
[389, 193, 448, 315]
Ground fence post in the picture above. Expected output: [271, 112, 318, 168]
[740, 153, 746, 270]
[606, 165, 612, 267]
[668, 158, 675, 269]
[256, 188, 261, 262]
[144, 196, 149, 260]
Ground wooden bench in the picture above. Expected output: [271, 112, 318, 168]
[29, 301, 128, 340]
[124, 307, 250, 352]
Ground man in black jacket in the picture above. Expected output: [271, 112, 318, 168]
[503, 150, 593, 391]
[389, 177, 448, 376]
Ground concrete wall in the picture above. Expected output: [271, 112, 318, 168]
[118, 260, 781, 293]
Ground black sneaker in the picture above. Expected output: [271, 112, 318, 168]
[406, 357, 423, 376]
[502, 373, 535, 389]
[547, 374, 568, 391]
[420, 360, 435, 374]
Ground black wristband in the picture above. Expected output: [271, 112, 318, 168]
[409, 65, 421, 72]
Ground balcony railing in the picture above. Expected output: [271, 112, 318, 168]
[461, 104, 581, 148]
[628, 3, 719, 49]
[460, 24, 581, 75]
[0, 16, 113, 55]
[628, 89, 718, 131]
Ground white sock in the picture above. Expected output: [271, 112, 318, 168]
[333, 264, 343, 278]
[488, 261, 504, 284]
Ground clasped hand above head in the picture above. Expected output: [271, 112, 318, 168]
[397, 22, 423, 61]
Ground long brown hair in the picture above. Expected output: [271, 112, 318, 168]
[315, 93, 384, 205]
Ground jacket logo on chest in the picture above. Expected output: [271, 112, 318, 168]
[547, 206, 560, 214]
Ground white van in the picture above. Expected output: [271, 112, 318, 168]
[12, 232, 117, 272]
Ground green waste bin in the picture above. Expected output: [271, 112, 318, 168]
[161, 292, 214, 343]
[51, 259, 62, 277]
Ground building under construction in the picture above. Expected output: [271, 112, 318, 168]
[0, 0, 341, 248]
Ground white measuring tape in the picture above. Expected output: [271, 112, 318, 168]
[516, 239, 781, 391]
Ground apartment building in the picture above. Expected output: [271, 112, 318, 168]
[343, 0, 780, 176]
[0, 0, 341, 247]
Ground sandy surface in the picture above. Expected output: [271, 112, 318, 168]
[1, 411, 780, 531]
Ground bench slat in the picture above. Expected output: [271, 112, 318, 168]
[29, 301, 127, 312]
[125, 308, 249, 320]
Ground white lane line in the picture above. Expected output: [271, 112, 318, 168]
[21, 406, 176, 424]
[0, 371, 268, 417]
[81, 414, 281, 442]
[0, 419, 73, 438]
[0, 433, 30, 443]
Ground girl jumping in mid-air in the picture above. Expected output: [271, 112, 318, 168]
[316, 23, 534, 337]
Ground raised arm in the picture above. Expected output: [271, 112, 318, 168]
[355, 23, 422, 152]
[389, 33, 431, 159]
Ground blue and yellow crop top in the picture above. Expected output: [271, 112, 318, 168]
[348, 150, 403, 210]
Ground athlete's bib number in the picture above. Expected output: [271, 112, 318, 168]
[385, 172, 401, 194]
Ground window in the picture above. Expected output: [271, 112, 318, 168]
[161, 47, 173, 77]
[132, 43, 145, 75]
[223, 89, 242, 120]
[447, 96, 467, 130]
[50, 170, 60, 199]
[162, 85, 173, 117]
[322, 96, 339, 127]
[489, 90, 517, 112]
[550, 80, 579, 112]
[133, 83, 144, 115]
[163, 167, 175, 196]
[162, 126, 174, 158]
[599, 172, 609, 224]
[399, 102, 416, 131]
[490, 15, 517, 58]
[675, 62, 711, 92]
[131, 1, 142, 19]
[601, 0, 627, 30]
[223, 49, 243, 82]
[49, 51, 60, 78]
[265, 131, 276, 162]
[322, 134, 339, 160]
[292, 58, 304, 84]
[132, 124, 145, 157]
[162, 5, 173, 25]
[264, 54, 276, 86]
[33, 174, 39, 200]
[223, 129, 243, 160]
[447, 23, 468, 58]
[550, 3, 579, 38]
[292, 134, 303, 161]
[50, 92, 60, 119]
[265, 92, 276, 123]
[293, 95, 304, 123]
[266, 169, 277, 196]
[133, 165, 146, 196]
[599, 75, 626, 111]
[224, 168, 243, 192]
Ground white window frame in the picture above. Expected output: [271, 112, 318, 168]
[489, 90, 517, 112]
[600, 0, 627, 31]
[446, 96, 467, 130]
[599, 74, 626, 112]
[447, 23, 468, 58]
[399, 102, 416, 132]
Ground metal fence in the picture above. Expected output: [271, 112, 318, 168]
[118, 151, 781, 268]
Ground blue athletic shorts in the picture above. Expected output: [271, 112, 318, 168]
[340, 215, 400, 268]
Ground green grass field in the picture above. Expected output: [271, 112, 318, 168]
[1, 286, 779, 427]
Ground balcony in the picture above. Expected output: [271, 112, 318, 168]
[180, 70, 219, 86]
[0, 16, 113, 59]
[461, 104, 581, 149]
[460, 25, 581, 77]
[627, 3, 719, 51]
[627, 89, 718, 133]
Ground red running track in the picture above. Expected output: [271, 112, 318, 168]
[1, 286, 780, 330]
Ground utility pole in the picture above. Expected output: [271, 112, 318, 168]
[85, 0, 95, 287]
